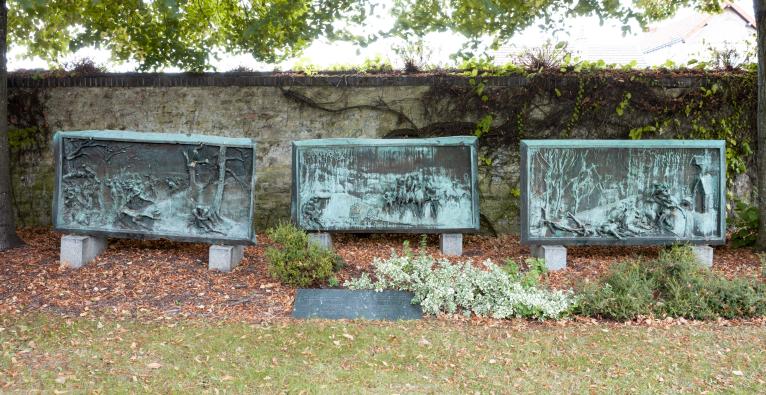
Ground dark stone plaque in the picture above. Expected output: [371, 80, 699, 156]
[291, 137, 479, 233]
[521, 140, 726, 245]
[53, 131, 257, 244]
[292, 289, 423, 320]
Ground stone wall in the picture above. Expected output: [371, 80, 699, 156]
[8, 72, 756, 234]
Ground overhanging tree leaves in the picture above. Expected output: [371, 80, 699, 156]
[387, 0, 726, 56]
[9, 0, 368, 71]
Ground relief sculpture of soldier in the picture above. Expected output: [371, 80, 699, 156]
[530, 148, 721, 241]
[57, 135, 254, 240]
[295, 142, 477, 231]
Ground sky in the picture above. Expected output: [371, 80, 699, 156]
[6, 1, 756, 72]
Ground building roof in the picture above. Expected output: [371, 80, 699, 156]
[492, 1, 756, 67]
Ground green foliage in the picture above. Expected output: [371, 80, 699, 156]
[394, 38, 432, 72]
[7, 127, 39, 152]
[358, 55, 394, 73]
[10, 0, 369, 71]
[388, 1, 726, 58]
[60, 57, 107, 75]
[730, 199, 759, 248]
[345, 245, 574, 320]
[577, 246, 766, 320]
[577, 261, 655, 320]
[474, 114, 493, 138]
[627, 72, 755, 185]
[564, 77, 586, 136]
[265, 223, 338, 287]
[515, 41, 570, 71]
[327, 276, 340, 288]
[292, 55, 393, 74]
[702, 37, 756, 70]
[502, 257, 547, 288]
[291, 57, 319, 75]
[615, 92, 632, 117]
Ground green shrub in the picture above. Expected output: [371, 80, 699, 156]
[503, 257, 547, 288]
[576, 261, 655, 321]
[344, 247, 575, 320]
[577, 245, 766, 320]
[730, 199, 758, 248]
[265, 224, 338, 287]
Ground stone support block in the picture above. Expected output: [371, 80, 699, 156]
[691, 245, 714, 268]
[308, 233, 333, 250]
[60, 235, 107, 268]
[440, 233, 463, 256]
[530, 245, 567, 271]
[209, 245, 244, 272]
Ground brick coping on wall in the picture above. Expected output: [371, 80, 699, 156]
[8, 71, 728, 89]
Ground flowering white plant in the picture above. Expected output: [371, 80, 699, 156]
[344, 250, 575, 320]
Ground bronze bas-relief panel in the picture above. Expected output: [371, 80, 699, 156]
[521, 140, 726, 245]
[53, 131, 256, 244]
[292, 137, 479, 232]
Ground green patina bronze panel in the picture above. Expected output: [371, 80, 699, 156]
[521, 140, 726, 245]
[53, 131, 257, 244]
[291, 137, 479, 232]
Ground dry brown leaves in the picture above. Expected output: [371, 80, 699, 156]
[0, 229, 763, 323]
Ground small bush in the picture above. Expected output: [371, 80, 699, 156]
[730, 199, 758, 248]
[265, 224, 338, 287]
[344, 247, 574, 320]
[576, 261, 655, 321]
[61, 58, 106, 75]
[502, 257, 547, 288]
[327, 276, 340, 288]
[515, 40, 570, 71]
[577, 245, 766, 320]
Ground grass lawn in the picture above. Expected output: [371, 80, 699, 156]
[1, 314, 765, 393]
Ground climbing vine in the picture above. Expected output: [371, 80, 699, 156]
[419, 67, 756, 190]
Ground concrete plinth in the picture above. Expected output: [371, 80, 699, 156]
[691, 245, 714, 268]
[308, 233, 333, 250]
[209, 245, 244, 272]
[440, 233, 463, 256]
[60, 235, 107, 268]
[530, 245, 567, 271]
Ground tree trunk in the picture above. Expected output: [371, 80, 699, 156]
[756, 0, 766, 249]
[0, 0, 22, 251]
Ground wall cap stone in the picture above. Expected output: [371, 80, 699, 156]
[8, 71, 740, 89]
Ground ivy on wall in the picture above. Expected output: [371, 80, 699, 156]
[8, 89, 53, 226]
[443, 67, 756, 189]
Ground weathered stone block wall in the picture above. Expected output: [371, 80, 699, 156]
[8, 72, 756, 234]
